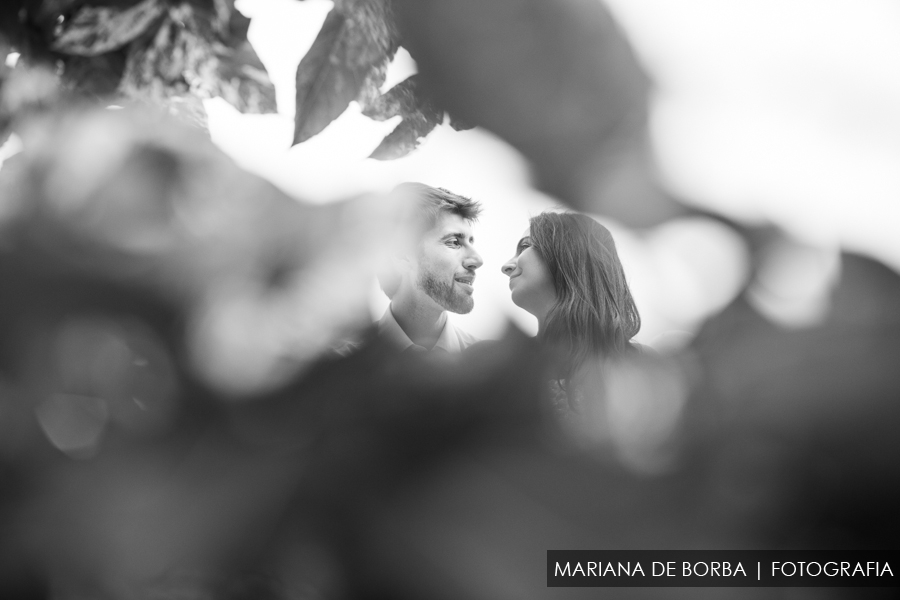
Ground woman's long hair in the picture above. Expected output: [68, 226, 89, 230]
[529, 212, 641, 380]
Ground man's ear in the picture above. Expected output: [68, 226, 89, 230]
[376, 254, 411, 299]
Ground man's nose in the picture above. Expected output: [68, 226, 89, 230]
[464, 248, 483, 270]
[501, 257, 516, 276]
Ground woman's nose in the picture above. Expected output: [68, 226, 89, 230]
[501, 258, 516, 276]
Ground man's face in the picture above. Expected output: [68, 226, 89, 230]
[414, 213, 483, 314]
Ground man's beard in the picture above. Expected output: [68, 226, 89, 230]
[419, 272, 474, 314]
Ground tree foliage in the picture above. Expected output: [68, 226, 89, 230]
[293, 0, 397, 145]
[2, 110, 899, 594]
[0, 0, 277, 138]
[290, 0, 474, 160]
[290, 0, 669, 222]
[4, 0, 656, 214]
[0, 2, 898, 598]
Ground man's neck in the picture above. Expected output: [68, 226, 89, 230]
[390, 298, 447, 350]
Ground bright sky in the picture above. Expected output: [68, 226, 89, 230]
[207, 0, 900, 345]
[606, 0, 900, 262]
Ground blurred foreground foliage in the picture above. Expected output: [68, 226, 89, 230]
[0, 1, 899, 599]
[2, 0, 676, 225]
[0, 0, 277, 139]
[0, 105, 898, 599]
[292, 0, 678, 225]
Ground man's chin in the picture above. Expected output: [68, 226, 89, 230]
[420, 279, 473, 314]
[431, 292, 473, 314]
[444, 296, 474, 314]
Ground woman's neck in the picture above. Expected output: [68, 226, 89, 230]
[534, 307, 551, 335]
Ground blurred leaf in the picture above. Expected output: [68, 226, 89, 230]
[360, 73, 417, 121]
[3, 106, 411, 396]
[391, 0, 681, 225]
[355, 47, 388, 109]
[169, 92, 209, 129]
[448, 112, 473, 131]
[118, 3, 276, 118]
[36, 0, 81, 23]
[0, 38, 12, 145]
[214, 46, 278, 115]
[2, 0, 275, 124]
[204, 0, 276, 114]
[364, 75, 441, 159]
[293, 0, 396, 145]
[2, 1, 62, 54]
[59, 48, 127, 98]
[368, 116, 436, 160]
[0, 61, 62, 139]
[50, 0, 165, 57]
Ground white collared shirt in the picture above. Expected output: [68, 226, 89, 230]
[377, 306, 479, 352]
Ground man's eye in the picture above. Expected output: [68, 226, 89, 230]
[446, 239, 461, 248]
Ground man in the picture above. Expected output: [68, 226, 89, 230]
[375, 182, 483, 352]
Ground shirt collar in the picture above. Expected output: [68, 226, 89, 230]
[378, 306, 460, 352]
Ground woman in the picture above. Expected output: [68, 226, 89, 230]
[501, 212, 641, 409]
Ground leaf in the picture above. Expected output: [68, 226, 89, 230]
[293, 10, 353, 143]
[205, 0, 249, 42]
[164, 92, 209, 131]
[293, 0, 396, 145]
[50, 0, 165, 57]
[361, 73, 419, 121]
[118, 3, 277, 115]
[60, 49, 128, 98]
[364, 75, 442, 159]
[214, 56, 278, 114]
[355, 52, 389, 110]
[118, 15, 188, 101]
[214, 33, 279, 114]
[448, 113, 473, 131]
[0, 40, 11, 144]
[0, 62, 63, 128]
[35, 0, 81, 23]
[368, 116, 437, 160]
[392, 0, 657, 222]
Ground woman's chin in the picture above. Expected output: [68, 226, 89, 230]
[511, 298, 538, 319]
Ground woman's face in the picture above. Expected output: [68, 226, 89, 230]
[501, 227, 557, 321]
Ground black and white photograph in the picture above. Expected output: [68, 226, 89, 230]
[1, 0, 898, 598]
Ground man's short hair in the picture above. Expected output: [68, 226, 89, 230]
[378, 182, 482, 299]
[393, 182, 482, 234]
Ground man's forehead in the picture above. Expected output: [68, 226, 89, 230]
[429, 213, 475, 237]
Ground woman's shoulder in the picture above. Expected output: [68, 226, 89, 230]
[629, 341, 658, 356]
